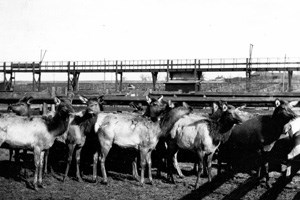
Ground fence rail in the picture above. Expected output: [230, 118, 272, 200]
[1, 57, 300, 73]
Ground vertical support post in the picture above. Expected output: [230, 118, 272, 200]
[32, 62, 41, 92]
[67, 62, 80, 91]
[3, 62, 7, 90]
[72, 62, 80, 92]
[38, 64, 41, 91]
[115, 61, 118, 92]
[194, 59, 198, 92]
[51, 87, 56, 112]
[119, 62, 123, 92]
[193, 59, 197, 81]
[246, 58, 252, 92]
[166, 60, 170, 82]
[288, 70, 293, 92]
[67, 61, 71, 91]
[151, 71, 158, 91]
[170, 60, 174, 80]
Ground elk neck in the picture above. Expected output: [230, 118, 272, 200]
[45, 111, 71, 137]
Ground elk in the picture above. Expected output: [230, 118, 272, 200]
[7, 96, 33, 117]
[62, 95, 104, 182]
[92, 96, 192, 185]
[220, 99, 297, 187]
[6, 96, 33, 163]
[166, 101, 239, 189]
[0, 97, 75, 190]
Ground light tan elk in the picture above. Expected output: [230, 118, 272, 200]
[167, 102, 240, 189]
[6, 96, 33, 163]
[0, 97, 75, 190]
[93, 96, 192, 185]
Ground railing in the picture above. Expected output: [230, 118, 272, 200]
[0, 57, 300, 72]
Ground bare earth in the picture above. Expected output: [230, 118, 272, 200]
[0, 146, 299, 200]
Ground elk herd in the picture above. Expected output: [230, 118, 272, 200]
[1, 94, 300, 191]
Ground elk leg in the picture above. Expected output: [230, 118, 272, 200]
[206, 153, 214, 182]
[38, 151, 45, 188]
[146, 150, 153, 184]
[63, 143, 75, 182]
[9, 149, 13, 162]
[194, 151, 205, 189]
[43, 149, 50, 174]
[22, 150, 28, 177]
[99, 142, 111, 184]
[75, 146, 83, 182]
[155, 139, 167, 178]
[92, 151, 98, 182]
[173, 151, 184, 178]
[140, 149, 147, 185]
[33, 148, 41, 190]
[132, 155, 139, 181]
[167, 140, 178, 184]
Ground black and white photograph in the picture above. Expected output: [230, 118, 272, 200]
[0, 0, 300, 199]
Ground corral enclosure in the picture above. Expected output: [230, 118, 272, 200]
[0, 72, 300, 199]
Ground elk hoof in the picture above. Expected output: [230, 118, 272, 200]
[33, 183, 39, 191]
[178, 174, 185, 179]
[167, 176, 175, 184]
[77, 177, 83, 182]
[91, 178, 97, 183]
[148, 180, 154, 186]
[133, 175, 140, 181]
[38, 183, 46, 189]
[62, 176, 67, 182]
[101, 180, 108, 185]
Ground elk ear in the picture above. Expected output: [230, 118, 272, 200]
[275, 99, 281, 107]
[54, 97, 61, 105]
[79, 95, 88, 104]
[289, 101, 299, 107]
[238, 104, 247, 110]
[212, 102, 219, 113]
[97, 95, 105, 104]
[146, 96, 152, 104]
[158, 95, 164, 103]
[222, 104, 228, 112]
[26, 96, 33, 105]
[182, 102, 190, 109]
[168, 100, 175, 108]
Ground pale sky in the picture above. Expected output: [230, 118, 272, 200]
[0, 0, 300, 81]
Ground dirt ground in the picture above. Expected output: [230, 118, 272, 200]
[0, 145, 300, 200]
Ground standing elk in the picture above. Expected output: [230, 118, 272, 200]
[6, 96, 33, 163]
[93, 96, 192, 185]
[220, 99, 297, 187]
[0, 97, 75, 190]
[62, 95, 104, 182]
[166, 101, 240, 189]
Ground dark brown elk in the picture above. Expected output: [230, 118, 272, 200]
[220, 99, 297, 187]
[0, 97, 75, 190]
[93, 96, 192, 185]
[166, 101, 239, 189]
[62, 95, 104, 182]
[216, 104, 260, 174]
